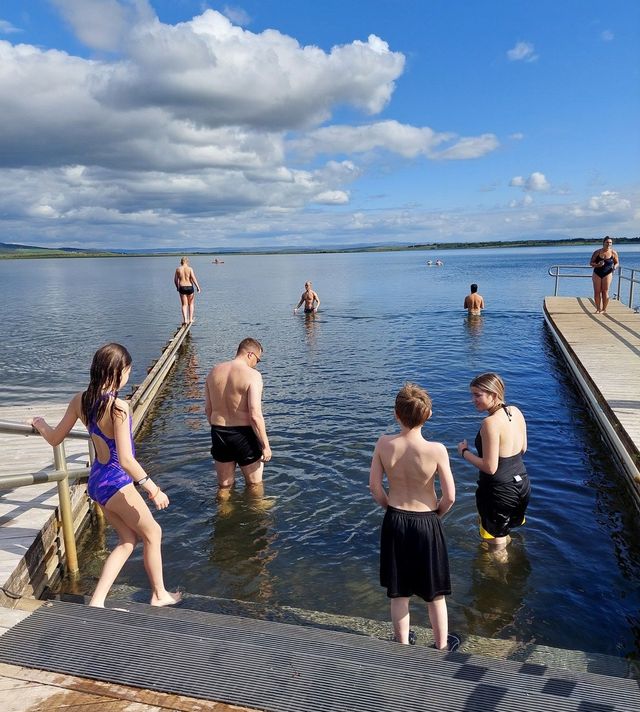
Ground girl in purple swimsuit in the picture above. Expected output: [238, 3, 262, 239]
[31, 343, 181, 608]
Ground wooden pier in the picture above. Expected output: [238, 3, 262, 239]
[544, 296, 640, 509]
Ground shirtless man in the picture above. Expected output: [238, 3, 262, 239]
[205, 338, 271, 496]
[174, 257, 201, 325]
[294, 281, 320, 314]
[464, 283, 484, 316]
[369, 383, 458, 651]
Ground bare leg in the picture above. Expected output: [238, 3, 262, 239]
[390, 597, 411, 644]
[427, 596, 449, 649]
[240, 459, 264, 487]
[89, 504, 137, 607]
[179, 294, 189, 324]
[592, 274, 603, 312]
[104, 485, 180, 607]
[601, 273, 613, 312]
[187, 293, 195, 323]
[215, 460, 237, 490]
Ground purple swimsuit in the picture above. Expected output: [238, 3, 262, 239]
[88, 411, 134, 506]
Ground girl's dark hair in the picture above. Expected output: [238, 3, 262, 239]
[81, 343, 132, 426]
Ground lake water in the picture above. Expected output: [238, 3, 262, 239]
[2, 246, 640, 660]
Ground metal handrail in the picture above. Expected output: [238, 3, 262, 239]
[548, 264, 639, 308]
[0, 420, 89, 439]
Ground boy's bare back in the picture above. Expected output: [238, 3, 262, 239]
[375, 432, 449, 511]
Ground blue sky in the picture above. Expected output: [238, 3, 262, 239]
[1, 0, 638, 249]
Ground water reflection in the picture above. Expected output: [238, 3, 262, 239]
[464, 537, 532, 639]
[180, 336, 204, 432]
[464, 314, 484, 343]
[209, 488, 278, 602]
[301, 310, 319, 349]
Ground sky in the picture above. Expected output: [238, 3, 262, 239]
[0, 0, 638, 250]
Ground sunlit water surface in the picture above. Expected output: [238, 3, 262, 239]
[2, 246, 639, 659]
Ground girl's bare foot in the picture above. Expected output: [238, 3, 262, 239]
[150, 590, 182, 607]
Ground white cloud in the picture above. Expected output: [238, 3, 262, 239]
[507, 41, 538, 63]
[509, 132, 524, 141]
[601, 30, 614, 42]
[0, 19, 21, 34]
[289, 122, 498, 161]
[222, 5, 251, 26]
[509, 172, 550, 192]
[313, 190, 349, 205]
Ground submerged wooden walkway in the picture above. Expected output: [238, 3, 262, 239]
[544, 296, 640, 508]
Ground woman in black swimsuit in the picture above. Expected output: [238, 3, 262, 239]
[457, 373, 530, 561]
[590, 236, 619, 314]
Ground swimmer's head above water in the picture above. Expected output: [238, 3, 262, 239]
[395, 382, 432, 428]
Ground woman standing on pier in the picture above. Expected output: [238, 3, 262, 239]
[457, 373, 530, 560]
[30, 343, 181, 608]
[174, 256, 201, 325]
[590, 236, 619, 314]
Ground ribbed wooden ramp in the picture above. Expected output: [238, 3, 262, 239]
[0, 600, 636, 712]
[544, 297, 640, 500]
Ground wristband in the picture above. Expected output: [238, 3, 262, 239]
[135, 476, 150, 487]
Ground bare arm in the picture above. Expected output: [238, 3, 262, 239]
[480, 296, 485, 308]
[30, 393, 82, 446]
[294, 293, 304, 312]
[247, 374, 271, 461]
[612, 250, 619, 269]
[590, 249, 603, 267]
[457, 419, 500, 475]
[434, 444, 455, 516]
[190, 268, 201, 292]
[112, 400, 168, 509]
[204, 378, 212, 421]
[463, 296, 470, 308]
[369, 440, 388, 509]
[174, 269, 180, 289]
[313, 291, 320, 310]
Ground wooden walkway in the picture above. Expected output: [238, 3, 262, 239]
[544, 296, 640, 508]
[0, 404, 91, 596]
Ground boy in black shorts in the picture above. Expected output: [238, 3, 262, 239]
[369, 383, 458, 651]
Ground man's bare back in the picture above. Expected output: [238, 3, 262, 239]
[206, 359, 257, 427]
[464, 285, 484, 316]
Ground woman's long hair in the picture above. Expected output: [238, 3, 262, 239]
[81, 343, 132, 426]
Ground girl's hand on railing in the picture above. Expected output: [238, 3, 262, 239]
[29, 416, 46, 432]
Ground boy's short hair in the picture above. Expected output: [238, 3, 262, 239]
[395, 382, 432, 428]
[236, 337, 263, 356]
[470, 283, 478, 293]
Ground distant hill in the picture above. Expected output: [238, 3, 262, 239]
[0, 242, 120, 258]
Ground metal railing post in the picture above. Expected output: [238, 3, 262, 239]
[554, 268, 559, 296]
[630, 269, 636, 309]
[53, 442, 80, 579]
[617, 267, 623, 303]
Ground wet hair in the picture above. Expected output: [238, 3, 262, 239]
[236, 337, 263, 356]
[395, 382, 432, 428]
[180, 256, 189, 265]
[470, 372, 505, 404]
[603, 236, 613, 246]
[470, 283, 478, 293]
[81, 343, 132, 426]
[305, 281, 311, 288]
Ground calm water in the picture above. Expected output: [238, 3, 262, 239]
[2, 246, 640, 659]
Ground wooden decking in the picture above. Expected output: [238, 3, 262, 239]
[543, 296, 640, 507]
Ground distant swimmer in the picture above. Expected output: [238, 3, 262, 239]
[590, 236, 619, 314]
[205, 338, 271, 497]
[464, 284, 485, 316]
[294, 281, 320, 314]
[174, 256, 201, 325]
[212, 258, 224, 264]
[435, 259, 444, 267]
[370, 383, 458, 650]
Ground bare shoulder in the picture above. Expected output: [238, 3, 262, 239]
[114, 397, 130, 420]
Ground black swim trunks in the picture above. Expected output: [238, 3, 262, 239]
[178, 285, 195, 295]
[304, 307, 315, 314]
[210, 425, 262, 466]
[380, 506, 451, 602]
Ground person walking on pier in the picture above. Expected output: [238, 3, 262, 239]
[370, 383, 458, 651]
[590, 236, 619, 314]
[457, 373, 530, 562]
[174, 256, 201, 325]
[293, 281, 320, 314]
[30, 343, 181, 608]
[205, 338, 271, 498]
[464, 283, 485, 316]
